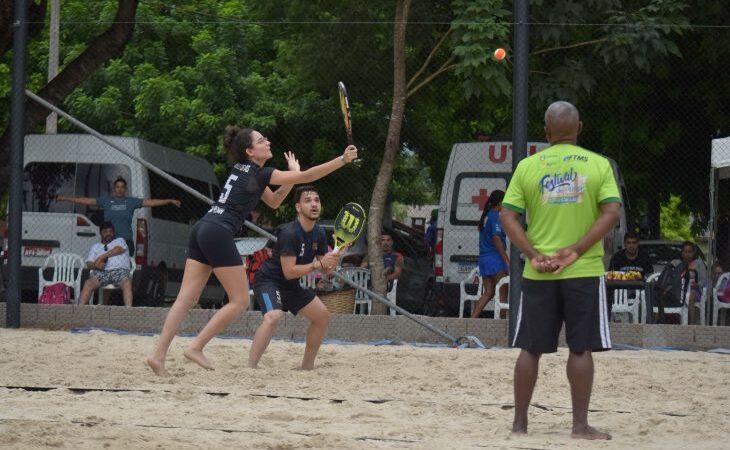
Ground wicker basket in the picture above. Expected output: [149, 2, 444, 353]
[318, 288, 356, 314]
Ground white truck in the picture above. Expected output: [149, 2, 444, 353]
[434, 141, 628, 313]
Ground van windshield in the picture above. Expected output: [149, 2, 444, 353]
[23, 162, 130, 223]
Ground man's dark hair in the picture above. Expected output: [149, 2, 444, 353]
[100, 221, 114, 232]
[114, 176, 127, 187]
[681, 240, 696, 251]
[293, 185, 319, 204]
[623, 231, 639, 241]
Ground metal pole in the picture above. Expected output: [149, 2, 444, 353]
[508, 0, 529, 345]
[7, 0, 29, 328]
[46, 0, 60, 133]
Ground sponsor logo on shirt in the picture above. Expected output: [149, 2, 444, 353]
[539, 168, 586, 204]
[299, 243, 306, 257]
[209, 205, 225, 214]
[109, 203, 127, 211]
[539, 154, 559, 168]
[563, 154, 589, 163]
[234, 162, 251, 173]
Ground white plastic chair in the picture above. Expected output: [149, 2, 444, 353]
[493, 276, 510, 319]
[341, 267, 372, 314]
[459, 267, 487, 318]
[37, 253, 84, 304]
[611, 288, 642, 324]
[299, 272, 318, 289]
[712, 272, 730, 326]
[387, 279, 398, 316]
[92, 260, 136, 306]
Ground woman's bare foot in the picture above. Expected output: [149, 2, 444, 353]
[571, 424, 611, 440]
[146, 355, 169, 376]
[183, 348, 214, 370]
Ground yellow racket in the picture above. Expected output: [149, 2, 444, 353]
[333, 202, 366, 254]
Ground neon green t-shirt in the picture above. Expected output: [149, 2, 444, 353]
[502, 144, 622, 280]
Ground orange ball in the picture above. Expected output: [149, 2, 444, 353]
[494, 48, 506, 61]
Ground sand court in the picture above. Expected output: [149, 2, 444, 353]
[0, 327, 729, 449]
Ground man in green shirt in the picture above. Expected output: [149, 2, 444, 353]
[501, 101, 621, 440]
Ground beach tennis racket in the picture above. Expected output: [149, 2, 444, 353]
[338, 81, 361, 166]
[333, 202, 366, 254]
[338, 81, 353, 145]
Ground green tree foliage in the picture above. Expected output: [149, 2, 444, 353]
[3, 0, 728, 235]
[660, 194, 693, 240]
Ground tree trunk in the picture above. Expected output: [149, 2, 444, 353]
[367, 0, 410, 315]
[0, 0, 139, 188]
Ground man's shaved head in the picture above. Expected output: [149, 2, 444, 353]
[544, 101, 582, 145]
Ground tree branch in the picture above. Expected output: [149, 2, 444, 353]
[407, 57, 456, 99]
[0, 0, 140, 187]
[530, 37, 609, 56]
[406, 28, 452, 90]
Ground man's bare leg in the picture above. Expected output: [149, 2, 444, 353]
[296, 298, 330, 370]
[567, 350, 611, 440]
[512, 349, 540, 434]
[248, 310, 284, 368]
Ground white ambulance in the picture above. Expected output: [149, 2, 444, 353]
[434, 141, 628, 311]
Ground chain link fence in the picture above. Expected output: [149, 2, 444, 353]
[2, 15, 730, 333]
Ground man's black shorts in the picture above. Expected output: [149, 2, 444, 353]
[187, 220, 242, 268]
[254, 280, 316, 315]
[512, 277, 611, 354]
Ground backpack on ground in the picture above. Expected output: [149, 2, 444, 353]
[38, 282, 73, 305]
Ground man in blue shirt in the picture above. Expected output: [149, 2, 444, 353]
[57, 176, 180, 255]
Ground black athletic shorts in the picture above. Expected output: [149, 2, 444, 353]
[187, 220, 243, 268]
[512, 276, 611, 354]
[254, 280, 316, 316]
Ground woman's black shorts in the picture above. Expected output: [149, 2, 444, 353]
[187, 220, 242, 268]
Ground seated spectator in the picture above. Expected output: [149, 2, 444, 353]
[78, 222, 133, 306]
[607, 231, 653, 319]
[679, 241, 707, 324]
[361, 232, 403, 292]
[711, 261, 730, 303]
[608, 231, 654, 277]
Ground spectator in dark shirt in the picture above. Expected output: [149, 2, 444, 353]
[608, 231, 653, 277]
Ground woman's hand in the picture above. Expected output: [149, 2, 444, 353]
[342, 145, 358, 163]
[284, 151, 300, 171]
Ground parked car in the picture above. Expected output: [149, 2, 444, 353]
[638, 240, 707, 274]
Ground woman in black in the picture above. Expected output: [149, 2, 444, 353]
[147, 126, 358, 375]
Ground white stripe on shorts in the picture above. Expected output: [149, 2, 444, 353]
[511, 291, 524, 347]
[599, 276, 612, 349]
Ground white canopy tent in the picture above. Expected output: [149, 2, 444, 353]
[708, 137, 730, 323]
[709, 137, 730, 268]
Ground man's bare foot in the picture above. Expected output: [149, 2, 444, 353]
[146, 355, 169, 376]
[571, 424, 611, 440]
[183, 348, 214, 370]
[511, 421, 528, 436]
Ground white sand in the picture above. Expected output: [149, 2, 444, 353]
[0, 328, 728, 449]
